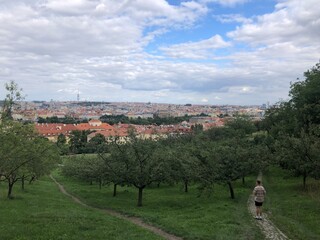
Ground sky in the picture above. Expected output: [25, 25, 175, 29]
[0, 0, 319, 105]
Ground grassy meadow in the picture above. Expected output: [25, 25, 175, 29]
[0, 177, 163, 240]
[1, 166, 320, 240]
[52, 170, 263, 240]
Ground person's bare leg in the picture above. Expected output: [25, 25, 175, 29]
[256, 207, 260, 218]
[258, 207, 262, 219]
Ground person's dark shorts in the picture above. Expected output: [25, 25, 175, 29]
[255, 201, 263, 206]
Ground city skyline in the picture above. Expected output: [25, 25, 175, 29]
[0, 0, 319, 105]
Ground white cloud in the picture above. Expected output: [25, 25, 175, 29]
[160, 35, 231, 59]
[228, 0, 320, 46]
[0, 0, 319, 105]
[213, 14, 252, 24]
[201, 0, 250, 7]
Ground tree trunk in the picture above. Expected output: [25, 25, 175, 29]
[227, 181, 235, 199]
[21, 176, 25, 190]
[137, 187, 144, 207]
[29, 175, 36, 184]
[242, 176, 245, 185]
[184, 179, 188, 193]
[303, 173, 307, 189]
[113, 184, 117, 197]
[99, 178, 102, 189]
[8, 178, 15, 199]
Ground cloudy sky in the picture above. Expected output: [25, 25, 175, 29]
[0, 0, 319, 105]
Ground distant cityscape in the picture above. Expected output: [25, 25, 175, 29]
[2, 101, 269, 142]
[9, 101, 268, 122]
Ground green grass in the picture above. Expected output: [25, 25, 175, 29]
[52, 171, 263, 240]
[264, 167, 320, 240]
[5, 166, 319, 240]
[0, 177, 163, 240]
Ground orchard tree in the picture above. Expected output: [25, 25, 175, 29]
[0, 121, 60, 198]
[62, 155, 106, 188]
[98, 140, 130, 197]
[167, 136, 198, 193]
[115, 133, 169, 207]
[275, 128, 320, 188]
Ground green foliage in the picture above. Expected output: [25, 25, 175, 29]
[99, 114, 194, 125]
[86, 133, 107, 153]
[262, 62, 320, 186]
[289, 62, 320, 128]
[69, 130, 91, 154]
[62, 155, 106, 188]
[192, 117, 264, 199]
[56, 134, 69, 155]
[0, 120, 60, 198]
[112, 134, 170, 206]
[1, 80, 24, 120]
[225, 115, 257, 136]
[37, 116, 88, 124]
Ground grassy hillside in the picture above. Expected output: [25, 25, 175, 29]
[0, 177, 163, 240]
[264, 167, 320, 240]
[3, 166, 318, 240]
[52, 171, 262, 240]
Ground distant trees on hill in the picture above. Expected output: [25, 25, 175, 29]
[37, 116, 87, 124]
[99, 114, 195, 125]
[37, 114, 209, 125]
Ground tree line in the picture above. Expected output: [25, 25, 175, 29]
[38, 114, 208, 126]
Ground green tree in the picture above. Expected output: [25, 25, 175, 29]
[0, 121, 59, 198]
[62, 155, 106, 189]
[85, 133, 107, 153]
[263, 63, 320, 186]
[289, 62, 320, 129]
[113, 133, 168, 207]
[167, 136, 198, 193]
[56, 134, 69, 155]
[69, 130, 90, 154]
[1, 81, 24, 120]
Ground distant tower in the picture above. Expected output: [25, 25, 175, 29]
[77, 90, 80, 102]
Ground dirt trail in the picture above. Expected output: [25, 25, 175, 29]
[248, 175, 289, 240]
[50, 175, 183, 240]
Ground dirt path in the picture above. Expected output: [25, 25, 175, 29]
[50, 175, 183, 240]
[248, 176, 289, 240]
